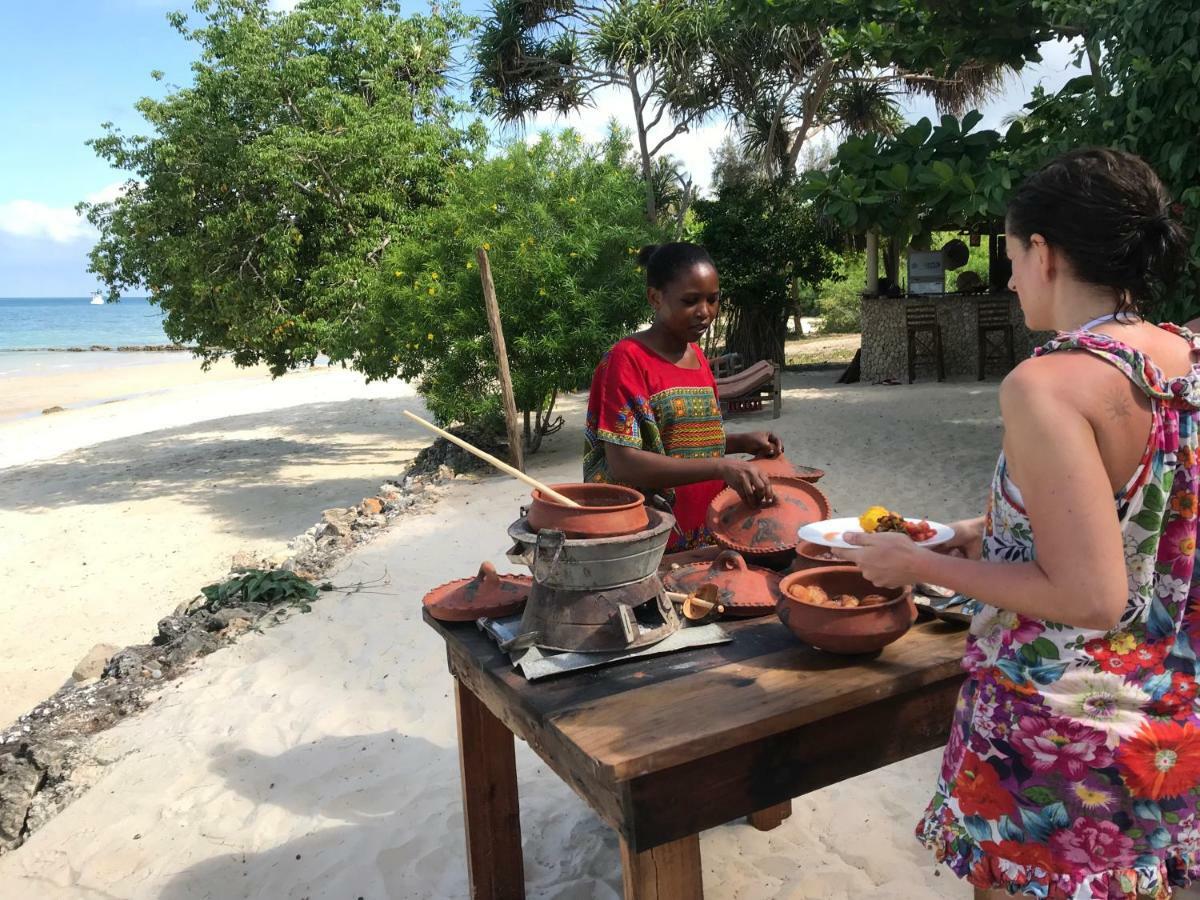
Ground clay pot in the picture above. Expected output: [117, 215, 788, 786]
[423, 561, 531, 622]
[707, 476, 830, 557]
[749, 454, 825, 483]
[527, 483, 648, 538]
[776, 566, 915, 654]
[790, 540, 843, 567]
[662, 549, 781, 617]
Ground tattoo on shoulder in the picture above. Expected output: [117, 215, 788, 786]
[1104, 388, 1135, 421]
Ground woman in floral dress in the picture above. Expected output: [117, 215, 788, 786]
[841, 149, 1200, 898]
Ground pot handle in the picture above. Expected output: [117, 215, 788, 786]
[506, 542, 534, 567]
[713, 550, 748, 572]
[475, 560, 499, 585]
[533, 529, 565, 583]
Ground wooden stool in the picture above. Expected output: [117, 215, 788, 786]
[905, 303, 945, 383]
[976, 299, 1015, 380]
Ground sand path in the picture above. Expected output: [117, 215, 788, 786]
[1, 371, 1001, 898]
[0, 358, 426, 726]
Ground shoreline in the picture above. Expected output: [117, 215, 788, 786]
[0, 344, 193, 353]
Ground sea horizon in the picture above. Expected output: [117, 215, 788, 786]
[0, 296, 175, 353]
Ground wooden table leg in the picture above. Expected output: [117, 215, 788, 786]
[620, 834, 703, 899]
[747, 799, 793, 832]
[456, 679, 525, 899]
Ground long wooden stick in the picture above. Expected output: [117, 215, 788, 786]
[402, 409, 581, 507]
[477, 248, 524, 472]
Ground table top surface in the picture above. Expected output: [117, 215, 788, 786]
[426, 609, 967, 782]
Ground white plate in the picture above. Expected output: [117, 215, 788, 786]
[797, 517, 954, 549]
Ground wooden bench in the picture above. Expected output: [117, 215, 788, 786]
[715, 359, 782, 419]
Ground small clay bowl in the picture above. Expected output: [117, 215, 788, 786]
[793, 540, 842, 566]
[527, 483, 648, 538]
[776, 566, 915, 654]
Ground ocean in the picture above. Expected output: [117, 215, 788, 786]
[0, 297, 171, 351]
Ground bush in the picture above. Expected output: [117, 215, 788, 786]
[361, 128, 663, 450]
[814, 252, 865, 334]
[694, 178, 836, 362]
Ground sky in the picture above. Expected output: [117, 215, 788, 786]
[0, 1, 1083, 297]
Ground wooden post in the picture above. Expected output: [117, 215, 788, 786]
[865, 230, 880, 296]
[476, 247, 524, 472]
[747, 800, 793, 831]
[620, 834, 703, 899]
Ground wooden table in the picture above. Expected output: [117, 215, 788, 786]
[425, 610, 967, 898]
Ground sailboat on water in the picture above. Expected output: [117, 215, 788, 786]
[90, 291, 104, 305]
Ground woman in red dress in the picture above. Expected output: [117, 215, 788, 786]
[584, 242, 783, 549]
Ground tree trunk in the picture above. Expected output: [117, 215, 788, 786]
[628, 69, 658, 223]
[725, 303, 787, 366]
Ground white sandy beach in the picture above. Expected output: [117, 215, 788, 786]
[0, 367, 1003, 898]
[0, 354, 429, 726]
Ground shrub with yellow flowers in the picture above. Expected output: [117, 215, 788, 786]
[364, 127, 663, 450]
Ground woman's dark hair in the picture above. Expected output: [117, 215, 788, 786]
[1006, 148, 1189, 317]
[637, 242, 714, 290]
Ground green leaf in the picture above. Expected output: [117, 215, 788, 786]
[1030, 637, 1060, 660]
[1132, 508, 1163, 530]
[1022, 786, 1058, 806]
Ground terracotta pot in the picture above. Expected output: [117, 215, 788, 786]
[662, 549, 781, 617]
[707, 476, 830, 556]
[748, 454, 825, 483]
[422, 561, 531, 622]
[776, 565, 915, 654]
[791, 540, 843, 567]
[527, 483, 648, 538]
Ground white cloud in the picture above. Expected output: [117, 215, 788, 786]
[269, 0, 301, 10]
[0, 200, 93, 243]
[0, 181, 128, 244]
[85, 181, 130, 205]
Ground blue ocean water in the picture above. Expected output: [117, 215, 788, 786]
[0, 297, 171, 350]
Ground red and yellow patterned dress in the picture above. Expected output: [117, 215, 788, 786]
[583, 337, 726, 549]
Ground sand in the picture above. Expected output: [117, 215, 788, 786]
[0, 354, 429, 726]
[0, 369, 1004, 898]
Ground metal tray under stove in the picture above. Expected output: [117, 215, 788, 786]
[478, 614, 731, 681]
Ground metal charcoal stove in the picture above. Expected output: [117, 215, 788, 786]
[506, 507, 681, 653]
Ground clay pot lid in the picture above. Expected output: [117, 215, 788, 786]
[663, 549, 781, 615]
[423, 561, 531, 622]
[748, 454, 825, 482]
[707, 476, 831, 556]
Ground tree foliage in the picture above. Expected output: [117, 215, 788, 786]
[806, 0, 1200, 320]
[80, 0, 485, 374]
[802, 111, 1008, 244]
[709, 0, 1050, 178]
[358, 130, 663, 449]
[695, 158, 836, 363]
[472, 0, 718, 221]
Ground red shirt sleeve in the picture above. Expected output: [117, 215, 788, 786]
[586, 341, 653, 450]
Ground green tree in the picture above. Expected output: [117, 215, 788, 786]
[710, 0, 1048, 179]
[359, 129, 663, 451]
[472, 0, 718, 222]
[695, 157, 837, 363]
[80, 0, 485, 374]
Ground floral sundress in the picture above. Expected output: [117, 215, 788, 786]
[917, 326, 1200, 898]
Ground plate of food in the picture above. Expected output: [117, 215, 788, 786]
[797, 506, 954, 549]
